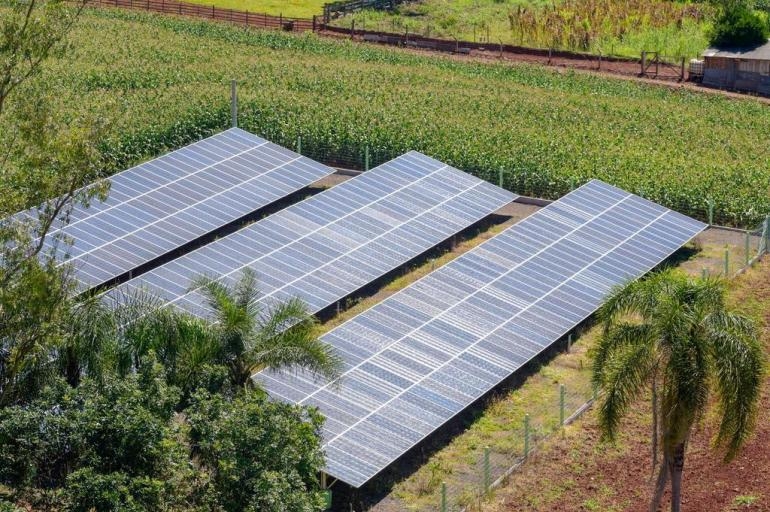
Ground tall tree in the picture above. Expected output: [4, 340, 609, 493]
[593, 269, 764, 512]
[0, 0, 106, 406]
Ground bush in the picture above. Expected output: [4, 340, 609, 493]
[0, 365, 184, 510]
[710, 3, 769, 46]
[188, 390, 327, 512]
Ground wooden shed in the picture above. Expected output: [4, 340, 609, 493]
[702, 41, 770, 94]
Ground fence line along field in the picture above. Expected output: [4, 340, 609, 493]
[330, 0, 713, 59]
[7, 7, 769, 227]
[177, 0, 325, 17]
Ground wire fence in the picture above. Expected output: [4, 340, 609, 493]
[88, 0, 316, 31]
[86, 0, 688, 80]
[708, 220, 770, 279]
[363, 383, 596, 512]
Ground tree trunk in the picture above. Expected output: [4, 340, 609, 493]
[650, 456, 669, 512]
[651, 379, 658, 472]
[65, 346, 80, 388]
[669, 442, 686, 512]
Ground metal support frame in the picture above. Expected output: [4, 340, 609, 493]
[230, 80, 238, 128]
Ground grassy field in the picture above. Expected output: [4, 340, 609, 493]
[6, 7, 770, 228]
[331, 0, 712, 59]
[180, 0, 324, 17]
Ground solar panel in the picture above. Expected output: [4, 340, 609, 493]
[33, 128, 335, 292]
[106, 151, 517, 320]
[255, 179, 707, 487]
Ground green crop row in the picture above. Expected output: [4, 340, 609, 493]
[6, 7, 770, 227]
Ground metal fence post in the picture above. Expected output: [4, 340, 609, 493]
[745, 231, 750, 267]
[559, 384, 565, 427]
[763, 215, 770, 254]
[523, 414, 530, 460]
[707, 199, 714, 226]
[364, 146, 370, 171]
[441, 482, 447, 512]
[566, 333, 572, 353]
[724, 248, 729, 276]
[498, 168, 504, 188]
[701, 267, 707, 279]
[230, 80, 238, 128]
[483, 446, 490, 494]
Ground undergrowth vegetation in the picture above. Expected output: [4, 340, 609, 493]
[4, 7, 770, 227]
[332, 0, 713, 59]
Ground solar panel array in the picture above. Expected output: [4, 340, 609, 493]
[36, 128, 335, 292]
[255, 180, 707, 487]
[106, 151, 517, 319]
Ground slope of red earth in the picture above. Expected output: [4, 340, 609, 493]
[488, 259, 770, 512]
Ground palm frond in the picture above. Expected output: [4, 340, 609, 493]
[251, 328, 344, 383]
[592, 322, 655, 389]
[706, 311, 764, 461]
[233, 267, 262, 311]
[661, 330, 710, 449]
[597, 338, 656, 442]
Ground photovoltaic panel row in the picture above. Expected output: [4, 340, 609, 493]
[106, 151, 517, 321]
[31, 128, 335, 292]
[255, 180, 707, 487]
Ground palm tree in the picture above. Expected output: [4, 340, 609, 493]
[60, 294, 116, 387]
[592, 269, 764, 512]
[192, 268, 343, 389]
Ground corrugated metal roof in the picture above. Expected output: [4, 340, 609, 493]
[703, 40, 770, 60]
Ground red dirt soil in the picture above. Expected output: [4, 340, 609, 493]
[491, 260, 770, 512]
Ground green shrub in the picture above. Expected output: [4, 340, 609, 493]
[710, 3, 769, 46]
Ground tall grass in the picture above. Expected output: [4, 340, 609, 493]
[333, 0, 713, 59]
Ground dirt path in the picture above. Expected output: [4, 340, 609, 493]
[320, 31, 770, 105]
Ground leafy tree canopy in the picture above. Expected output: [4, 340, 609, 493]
[709, 0, 769, 46]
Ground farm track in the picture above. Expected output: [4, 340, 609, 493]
[319, 29, 770, 104]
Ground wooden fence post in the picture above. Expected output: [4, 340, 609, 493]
[641, 51, 647, 75]
[211, 4, 214, 18]
[681, 57, 686, 81]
